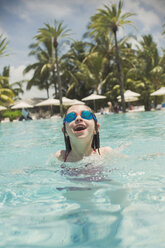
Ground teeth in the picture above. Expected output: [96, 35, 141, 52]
[75, 125, 86, 131]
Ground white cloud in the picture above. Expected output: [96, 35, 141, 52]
[22, 86, 53, 99]
[9, 65, 54, 99]
[10, 65, 32, 83]
[153, 32, 165, 53]
[21, 0, 73, 20]
[127, 36, 142, 50]
[2, 0, 163, 35]
[123, 0, 161, 33]
[144, 0, 165, 16]
[2, 0, 76, 27]
[135, 9, 160, 33]
[0, 27, 8, 39]
[3, 3, 30, 23]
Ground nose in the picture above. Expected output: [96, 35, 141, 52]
[75, 114, 83, 123]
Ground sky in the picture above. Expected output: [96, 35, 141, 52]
[0, 0, 165, 99]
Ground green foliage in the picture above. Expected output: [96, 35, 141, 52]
[88, 1, 136, 40]
[0, 34, 9, 57]
[0, 86, 15, 105]
[162, 23, 165, 35]
[1, 110, 22, 121]
[0, 65, 24, 101]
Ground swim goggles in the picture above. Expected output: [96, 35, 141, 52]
[63, 110, 97, 124]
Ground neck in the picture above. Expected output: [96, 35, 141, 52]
[69, 139, 94, 160]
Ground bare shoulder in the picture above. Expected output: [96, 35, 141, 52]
[100, 146, 112, 155]
[55, 150, 66, 162]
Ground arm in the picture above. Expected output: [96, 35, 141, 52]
[55, 150, 65, 162]
[100, 146, 113, 154]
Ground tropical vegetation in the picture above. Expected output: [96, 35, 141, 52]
[87, 1, 136, 112]
[0, 34, 24, 107]
[0, 34, 9, 58]
[24, 20, 72, 116]
[1, 1, 165, 113]
[1, 109, 22, 122]
[0, 65, 24, 106]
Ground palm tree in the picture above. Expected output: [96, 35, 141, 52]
[162, 23, 165, 35]
[34, 20, 72, 116]
[0, 35, 15, 105]
[127, 34, 165, 110]
[11, 82, 24, 99]
[150, 66, 165, 106]
[0, 34, 10, 84]
[24, 42, 55, 98]
[0, 86, 15, 105]
[88, 1, 136, 112]
[0, 66, 24, 100]
[82, 52, 108, 94]
[61, 40, 93, 99]
[0, 66, 10, 88]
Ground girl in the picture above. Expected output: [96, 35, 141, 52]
[56, 104, 112, 162]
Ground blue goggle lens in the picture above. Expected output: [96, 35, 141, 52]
[65, 112, 77, 122]
[64, 110, 96, 123]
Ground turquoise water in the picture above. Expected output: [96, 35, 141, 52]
[0, 111, 165, 248]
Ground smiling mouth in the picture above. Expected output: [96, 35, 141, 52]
[74, 125, 87, 132]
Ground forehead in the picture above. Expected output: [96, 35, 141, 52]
[67, 105, 91, 114]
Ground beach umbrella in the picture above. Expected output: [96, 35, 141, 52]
[124, 90, 140, 98]
[35, 98, 60, 116]
[82, 94, 106, 101]
[0, 106, 7, 111]
[117, 96, 139, 102]
[62, 98, 85, 106]
[150, 87, 165, 96]
[46, 97, 76, 106]
[35, 97, 85, 108]
[11, 101, 34, 109]
[82, 94, 106, 111]
[62, 97, 75, 106]
[117, 90, 140, 102]
[71, 99, 85, 105]
[35, 98, 60, 107]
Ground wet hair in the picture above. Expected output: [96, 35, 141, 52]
[63, 104, 100, 154]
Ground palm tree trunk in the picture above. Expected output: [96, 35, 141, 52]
[54, 47, 63, 117]
[154, 79, 158, 108]
[114, 31, 126, 112]
[46, 89, 49, 98]
[52, 68, 58, 98]
[96, 85, 99, 95]
[46, 81, 49, 98]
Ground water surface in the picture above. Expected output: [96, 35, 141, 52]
[0, 111, 165, 247]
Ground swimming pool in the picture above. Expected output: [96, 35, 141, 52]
[0, 111, 165, 247]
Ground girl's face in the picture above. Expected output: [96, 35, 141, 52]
[64, 105, 98, 140]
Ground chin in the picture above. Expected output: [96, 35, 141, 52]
[75, 133, 87, 138]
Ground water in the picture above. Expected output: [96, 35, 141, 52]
[0, 111, 165, 248]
